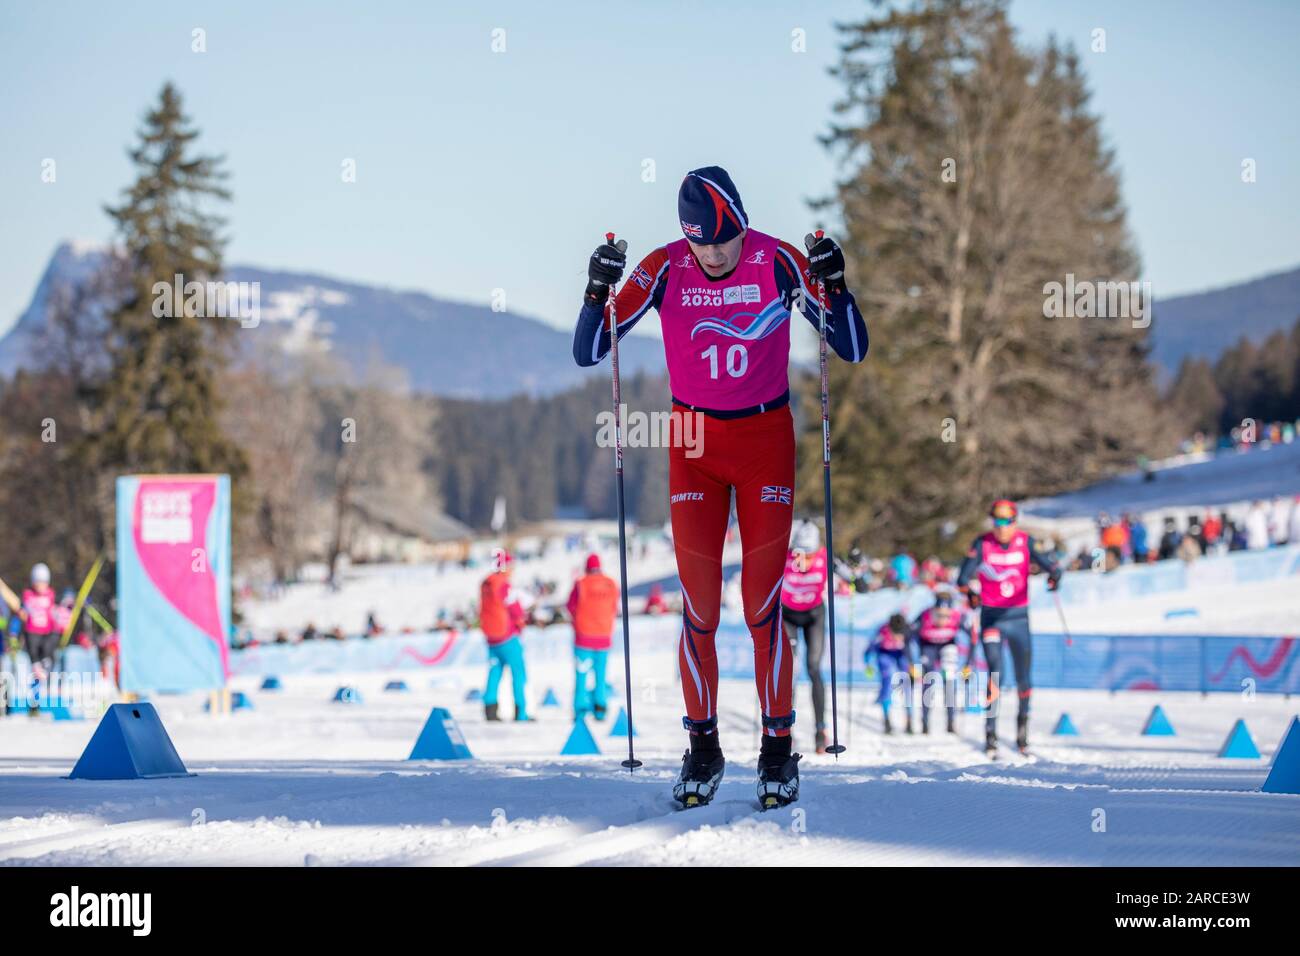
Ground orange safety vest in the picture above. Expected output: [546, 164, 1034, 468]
[571, 573, 618, 649]
[479, 572, 520, 643]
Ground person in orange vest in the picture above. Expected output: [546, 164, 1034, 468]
[566, 553, 620, 720]
[479, 549, 531, 722]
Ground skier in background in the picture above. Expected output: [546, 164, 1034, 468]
[866, 613, 916, 735]
[957, 500, 1061, 756]
[21, 564, 58, 713]
[566, 553, 619, 721]
[643, 583, 670, 615]
[50, 589, 75, 643]
[479, 550, 531, 722]
[910, 590, 974, 734]
[573, 165, 868, 808]
[781, 520, 831, 754]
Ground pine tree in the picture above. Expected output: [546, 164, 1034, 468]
[807, 0, 1168, 557]
[1166, 358, 1224, 435]
[92, 83, 246, 479]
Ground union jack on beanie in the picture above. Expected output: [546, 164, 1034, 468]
[678, 166, 748, 244]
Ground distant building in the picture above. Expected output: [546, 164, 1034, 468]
[345, 489, 473, 563]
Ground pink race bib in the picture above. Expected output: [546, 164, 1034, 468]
[660, 230, 791, 410]
[782, 547, 827, 611]
[977, 531, 1031, 608]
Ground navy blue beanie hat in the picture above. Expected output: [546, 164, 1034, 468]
[678, 166, 748, 244]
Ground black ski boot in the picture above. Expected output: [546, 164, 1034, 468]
[985, 722, 999, 759]
[814, 728, 828, 754]
[1016, 714, 1029, 755]
[514, 710, 536, 723]
[673, 738, 725, 809]
[882, 711, 893, 735]
[922, 709, 931, 734]
[946, 708, 957, 734]
[757, 738, 802, 810]
[593, 703, 607, 721]
[905, 712, 915, 735]
[484, 703, 501, 722]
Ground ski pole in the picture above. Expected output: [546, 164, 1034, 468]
[1052, 590, 1073, 648]
[604, 232, 642, 772]
[811, 229, 846, 757]
[60, 555, 104, 649]
[846, 579, 855, 749]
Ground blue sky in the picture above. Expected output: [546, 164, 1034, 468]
[1, 0, 1297, 342]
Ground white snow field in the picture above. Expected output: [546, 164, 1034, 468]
[2, 623, 1298, 867]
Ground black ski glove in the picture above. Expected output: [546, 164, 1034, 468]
[803, 231, 846, 293]
[585, 235, 628, 305]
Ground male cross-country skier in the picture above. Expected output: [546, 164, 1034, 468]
[572, 166, 868, 808]
[781, 520, 834, 754]
[479, 550, 532, 722]
[866, 613, 916, 735]
[566, 553, 619, 720]
[910, 589, 975, 735]
[956, 499, 1062, 756]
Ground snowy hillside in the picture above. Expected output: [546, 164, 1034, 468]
[1021, 441, 1300, 521]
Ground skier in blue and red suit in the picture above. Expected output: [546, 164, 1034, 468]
[956, 499, 1062, 756]
[866, 613, 918, 736]
[573, 166, 867, 808]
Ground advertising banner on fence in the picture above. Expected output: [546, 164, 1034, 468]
[116, 475, 231, 692]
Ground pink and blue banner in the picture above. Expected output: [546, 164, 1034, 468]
[116, 475, 231, 692]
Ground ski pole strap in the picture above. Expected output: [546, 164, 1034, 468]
[761, 711, 796, 731]
[670, 389, 789, 421]
[681, 715, 719, 735]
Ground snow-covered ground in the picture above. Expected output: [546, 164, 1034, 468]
[1036, 568, 1300, 635]
[2, 634, 1297, 866]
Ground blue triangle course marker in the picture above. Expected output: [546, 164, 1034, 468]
[609, 706, 637, 738]
[1218, 719, 1261, 759]
[561, 717, 601, 756]
[465, 687, 483, 702]
[408, 707, 474, 760]
[542, 687, 560, 708]
[333, 686, 363, 704]
[1261, 716, 1300, 794]
[1052, 713, 1079, 736]
[1142, 704, 1175, 736]
[260, 676, 282, 691]
[69, 703, 195, 780]
[385, 679, 409, 692]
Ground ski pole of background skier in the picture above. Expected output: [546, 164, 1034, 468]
[1052, 591, 1073, 648]
[604, 232, 642, 771]
[809, 229, 846, 756]
[846, 578, 855, 749]
[60, 555, 104, 648]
